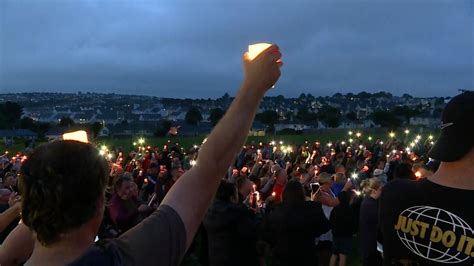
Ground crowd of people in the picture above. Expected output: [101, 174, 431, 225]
[0, 45, 472, 266]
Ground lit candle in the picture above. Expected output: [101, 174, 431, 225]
[415, 171, 422, 179]
[63, 130, 89, 143]
[248, 43, 272, 60]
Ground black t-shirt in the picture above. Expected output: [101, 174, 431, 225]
[380, 178, 474, 265]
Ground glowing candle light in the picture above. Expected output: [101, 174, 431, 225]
[272, 192, 276, 197]
[356, 132, 361, 138]
[428, 135, 434, 140]
[248, 43, 272, 60]
[368, 136, 372, 141]
[62, 130, 89, 143]
[404, 129, 410, 134]
[415, 171, 422, 179]
[348, 131, 353, 136]
[138, 138, 145, 145]
[389, 132, 396, 138]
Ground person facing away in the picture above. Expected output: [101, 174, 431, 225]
[0, 44, 283, 266]
[203, 180, 260, 266]
[359, 177, 384, 266]
[263, 180, 330, 266]
[329, 189, 358, 266]
[379, 91, 474, 266]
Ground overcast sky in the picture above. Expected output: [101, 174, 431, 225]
[0, 0, 472, 98]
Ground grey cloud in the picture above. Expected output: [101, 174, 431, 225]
[0, 0, 472, 98]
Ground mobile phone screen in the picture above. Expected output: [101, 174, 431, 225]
[310, 182, 320, 194]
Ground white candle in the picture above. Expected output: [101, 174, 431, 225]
[248, 43, 272, 60]
[63, 130, 89, 143]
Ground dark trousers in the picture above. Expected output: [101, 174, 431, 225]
[363, 251, 383, 266]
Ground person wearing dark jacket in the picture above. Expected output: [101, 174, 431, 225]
[359, 177, 384, 266]
[263, 180, 330, 266]
[204, 180, 259, 266]
[329, 191, 357, 266]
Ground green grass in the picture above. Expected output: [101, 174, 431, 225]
[1, 127, 438, 156]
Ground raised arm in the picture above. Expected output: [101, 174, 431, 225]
[162, 45, 282, 248]
[0, 223, 35, 266]
[0, 200, 21, 233]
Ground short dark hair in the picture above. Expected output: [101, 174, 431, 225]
[20, 141, 108, 246]
[394, 162, 416, 180]
[235, 176, 249, 190]
[215, 180, 236, 202]
[282, 180, 305, 204]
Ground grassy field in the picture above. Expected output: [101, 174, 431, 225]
[1, 127, 439, 156]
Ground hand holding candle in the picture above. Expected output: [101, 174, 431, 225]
[248, 43, 272, 61]
[243, 43, 282, 93]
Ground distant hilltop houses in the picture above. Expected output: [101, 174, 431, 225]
[0, 91, 456, 139]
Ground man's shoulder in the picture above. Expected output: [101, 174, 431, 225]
[69, 240, 123, 266]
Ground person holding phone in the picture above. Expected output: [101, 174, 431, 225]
[263, 181, 330, 266]
[204, 180, 260, 266]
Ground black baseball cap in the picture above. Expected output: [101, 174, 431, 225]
[428, 91, 474, 162]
